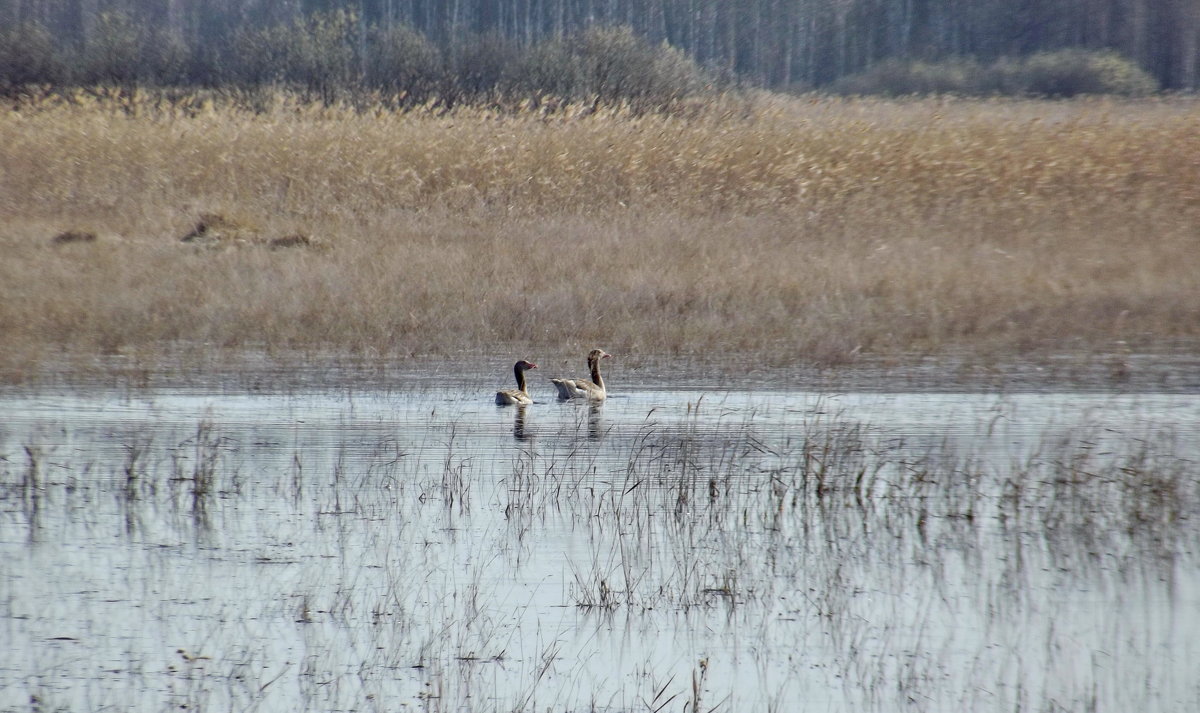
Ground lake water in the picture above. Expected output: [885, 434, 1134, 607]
[2, 373, 1198, 712]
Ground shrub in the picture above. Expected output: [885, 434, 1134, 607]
[834, 49, 1157, 97]
[366, 24, 442, 101]
[78, 12, 144, 85]
[502, 38, 584, 100]
[0, 21, 64, 90]
[0, 13, 708, 110]
[645, 41, 708, 102]
[1015, 49, 1158, 97]
[831, 57, 984, 96]
[230, 23, 292, 86]
[291, 10, 360, 101]
[68, 11, 194, 87]
[575, 25, 706, 108]
[231, 10, 360, 102]
[446, 32, 519, 100]
[141, 29, 192, 86]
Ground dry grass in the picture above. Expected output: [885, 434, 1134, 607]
[1, 89, 1198, 379]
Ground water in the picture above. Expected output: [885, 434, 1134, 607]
[2, 376, 1198, 712]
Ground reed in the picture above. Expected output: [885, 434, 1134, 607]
[2, 394, 1195, 711]
[2, 90, 1198, 378]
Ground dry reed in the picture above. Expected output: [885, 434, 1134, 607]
[1, 90, 1198, 379]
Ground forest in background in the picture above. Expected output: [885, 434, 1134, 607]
[0, 0, 1195, 95]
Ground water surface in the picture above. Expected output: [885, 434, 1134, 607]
[2, 375, 1198, 712]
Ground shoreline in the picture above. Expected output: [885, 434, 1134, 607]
[4, 346, 1197, 394]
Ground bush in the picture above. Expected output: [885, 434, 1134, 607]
[0, 13, 709, 110]
[831, 57, 984, 96]
[68, 11, 193, 87]
[447, 32, 519, 100]
[366, 24, 442, 101]
[291, 10, 360, 101]
[502, 38, 583, 99]
[141, 29, 192, 86]
[230, 23, 292, 86]
[644, 41, 708, 102]
[231, 10, 359, 102]
[0, 22, 64, 90]
[1014, 49, 1158, 97]
[78, 12, 144, 85]
[575, 25, 706, 108]
[834, 49, 1157, 97]
[496, 27, 707, 108]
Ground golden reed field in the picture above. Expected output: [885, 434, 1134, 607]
[1, 89, 1198, 379]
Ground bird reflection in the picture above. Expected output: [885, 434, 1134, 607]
[587, 402, 603, 441]
[512, 405, 532, 441]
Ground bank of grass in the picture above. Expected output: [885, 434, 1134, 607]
[1, 89, 1198, 380]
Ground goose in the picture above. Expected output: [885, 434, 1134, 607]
[496, 360, 538, 405]
[550, 349, 612, 401]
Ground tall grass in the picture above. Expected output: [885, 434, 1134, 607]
[2, 90, 1198, 378]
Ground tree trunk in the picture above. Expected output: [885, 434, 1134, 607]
[1179, 0, 1200, 89]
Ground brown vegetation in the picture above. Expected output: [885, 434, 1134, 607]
[1, 90, 1198, 379]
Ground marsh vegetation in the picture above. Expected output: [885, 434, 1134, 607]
[2, 92, 1199, 381]
[2, 378, 1197, 712]
[3, 11, 1198, 711]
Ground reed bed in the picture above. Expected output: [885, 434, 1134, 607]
[2, 90, 1198, 378]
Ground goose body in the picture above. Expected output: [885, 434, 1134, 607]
[496, 360, 538, 405]
[550, 349, 611, 401]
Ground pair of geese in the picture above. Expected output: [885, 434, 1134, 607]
[495, 348, 611, 405]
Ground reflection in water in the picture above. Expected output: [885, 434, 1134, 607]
[588, 402, 603, 440]
[512, 404, 530, 441]
[0, 385, 1197, 712]
[19, 447, 41, 545]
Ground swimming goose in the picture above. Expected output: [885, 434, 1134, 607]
[550, 349, 612, 401]
[496, 360, 538, 405]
